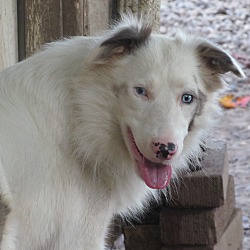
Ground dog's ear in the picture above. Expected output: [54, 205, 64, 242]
[96, 20, 152, 63]
[197, 41, 245, 78]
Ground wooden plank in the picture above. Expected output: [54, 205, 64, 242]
[0, 0, 18, 69]
[124, 225, 161, 250]
[62, 0, 84, 37]
[21, 0, 62, 58]
[167, 141, 229, 208]
[213, 209, 243, 250]
[161, 209, 243, 250]
[160, 176, 235, 246]
[114, 0, 161, 32]
[17, 0, 26, 61]
[83, 0, 110, 36]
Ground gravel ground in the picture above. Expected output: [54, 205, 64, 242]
[113, 1, 250, 249]
[161, 0, 250, 248]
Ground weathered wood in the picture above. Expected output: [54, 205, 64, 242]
[167, 142, 229, 208]
[18, 0, 111, 59]
[62, 0, 84, 37]
[17, 0, 26, 61]
[113, 0, 161, 32]
[124, 176, 236, 248]
[83, 0, 110, 36]
[18, 0, 62, 58]
[124, 225, 161, 250]
[161, 209, 243, 250]
[0, 0, 18, 69]
[62, 0, 111, 37]
[160, 176, 235, 246]
[212, 209, 243, 250]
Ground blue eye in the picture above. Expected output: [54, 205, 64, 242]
[182, 94, 193, 104]
[134, 87, 148, 97]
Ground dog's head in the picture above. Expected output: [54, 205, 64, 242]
[78, 16, 244, 190]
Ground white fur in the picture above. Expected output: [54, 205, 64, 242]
[0, 17, 243, 250]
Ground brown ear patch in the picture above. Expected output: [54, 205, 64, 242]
[197, 42, 245, 78]
[98, 22, 152, 61]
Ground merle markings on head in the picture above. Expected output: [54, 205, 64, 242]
[100, 24, 151, 58]
[81, 15, 245, 190]
[95, 19, 152, 62]
[95, 17, 245, 81]
[197, 41, 245, 77]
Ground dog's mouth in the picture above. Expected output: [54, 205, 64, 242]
[127, 127, 172, 190]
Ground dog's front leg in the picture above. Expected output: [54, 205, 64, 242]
[57, 220, 110, 250]
[57, 230, 108, 250]
[56, 200, 112, 250]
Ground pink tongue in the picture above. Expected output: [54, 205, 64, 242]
[138, 159, 172, 189]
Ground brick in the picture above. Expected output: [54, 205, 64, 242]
[123, 225, 161, 250]
[161, 176, 235, 245]
[135, 206, 162, 225]
[161, 209, 243, 250]
[212, 208, 243, 250]
[168, 141, 229, 208]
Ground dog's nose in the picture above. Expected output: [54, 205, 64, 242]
[152, 141, 178, 160]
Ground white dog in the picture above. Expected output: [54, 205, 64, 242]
[0, 16, 244, 249]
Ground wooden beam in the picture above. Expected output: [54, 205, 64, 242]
[83, 0, 110, 36]
[18, 0, 62, 59]
[0, 0, 18, 69]
[113, 0, 161, 32]
[62, 0, 84, 37]
[62, 0, 111, 37]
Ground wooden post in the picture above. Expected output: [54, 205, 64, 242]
[0, 0, 18, 69]
[111, 0, 161, 32]
[17, 0, 111, 60]
[83, 0, 110, 36]
[18, 0, 62, 60]
[62, 0, 84, 37]
[62, 0, 110, 37]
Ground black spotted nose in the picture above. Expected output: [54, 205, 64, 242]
[152, 141, 178, 160]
